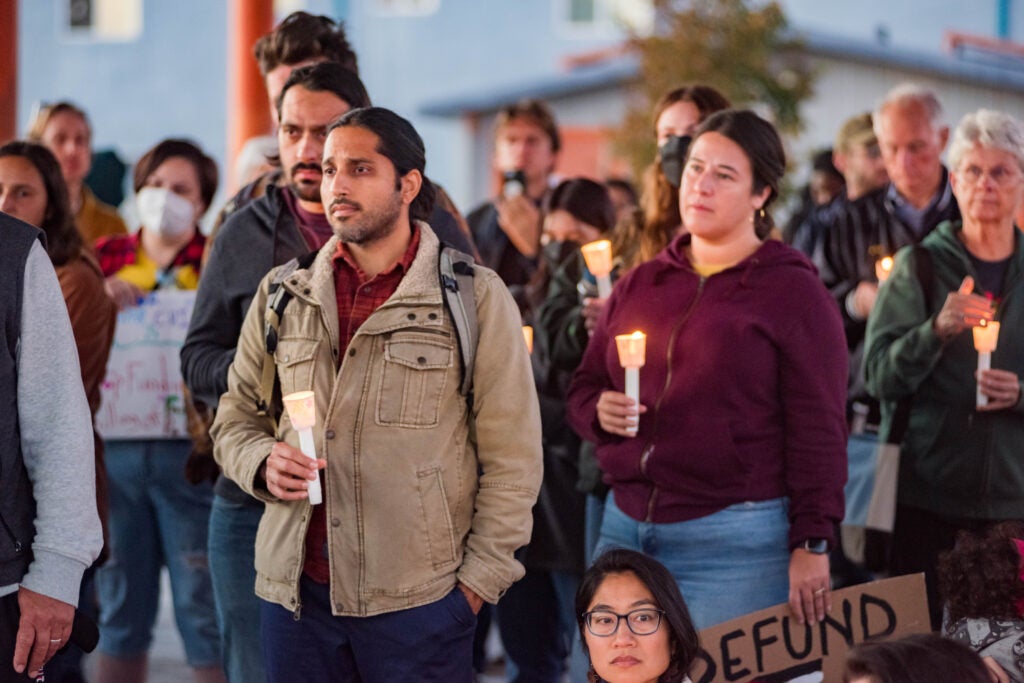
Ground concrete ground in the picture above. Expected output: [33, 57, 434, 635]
[81, 569, 517, 682]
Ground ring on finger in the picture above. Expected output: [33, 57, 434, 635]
[813, 587, 826, 596]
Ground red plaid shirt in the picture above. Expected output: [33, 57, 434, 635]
[95, 229, 206, 283]
[304, 225, 422, 583]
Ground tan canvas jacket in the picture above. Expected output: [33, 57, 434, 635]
[212, 223, 542, 617]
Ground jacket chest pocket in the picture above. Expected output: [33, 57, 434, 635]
[376, 335, 452, 428]
[275, 340, 319, 398]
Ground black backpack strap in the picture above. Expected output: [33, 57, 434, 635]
[888, 244, 934, 443]
[256, 250, 318, 416]
[438, 245, 478, 406]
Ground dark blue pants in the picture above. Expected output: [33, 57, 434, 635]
[0, 591, 42, 682]
[207, 495, 263, 683]
[261, 577, 476, 682]
[497, 567, 579, 683]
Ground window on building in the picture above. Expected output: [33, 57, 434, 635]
[557, 0, 654, 36]
[371, 0, 441, 17]
[64, 0, 142, 41]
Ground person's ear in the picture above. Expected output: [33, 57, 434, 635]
[751, 184, 771, 211]
[400, 169, 422, 205]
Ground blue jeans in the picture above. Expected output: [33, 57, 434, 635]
[584, 494, 605, 565]
[96, 440, 221, 667]
[261, 578, 476, 682]
[596, 493, 790, 630]
[208, 494, 264, 682]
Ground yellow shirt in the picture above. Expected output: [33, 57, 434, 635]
[692, 262, 731, 278]
[114, 247, 200, 291]
[77, 186, 128, 246]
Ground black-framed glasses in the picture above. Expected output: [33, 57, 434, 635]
[582, 608, 665, 637]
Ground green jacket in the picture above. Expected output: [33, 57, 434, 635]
[864, 220, 1024, 519]
[211, 224, 542, 616]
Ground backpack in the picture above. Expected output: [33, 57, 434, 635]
[255, 245, 478, 419]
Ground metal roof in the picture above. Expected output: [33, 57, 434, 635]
[418, 28, 1024, 117]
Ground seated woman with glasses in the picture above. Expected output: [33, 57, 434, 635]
[576, 549, 700, 683]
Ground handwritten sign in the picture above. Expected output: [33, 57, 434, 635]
[690, 574, 929, 683]
[97, 290, 195, 440]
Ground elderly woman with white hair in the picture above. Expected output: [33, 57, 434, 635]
[864, 108, 1024, 627]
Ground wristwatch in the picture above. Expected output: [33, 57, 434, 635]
[800, 538, 830, 554]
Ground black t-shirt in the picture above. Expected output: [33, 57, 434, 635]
[967, 251, 1011, 299]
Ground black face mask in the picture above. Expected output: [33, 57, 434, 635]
[542, 239, 579, 268]
[658, 134, 692, 189]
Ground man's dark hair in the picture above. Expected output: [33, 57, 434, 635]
[575, 549, 700, 681]
[327, 107, 436, 223]
[133, 138, 219, 213]
[0, 141, 82, 266]
[495, 99, 561, 153]
[276, 62, 372, 122]
[253, 11, 358, 76]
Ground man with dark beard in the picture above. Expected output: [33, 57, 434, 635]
[211, 107, 542, 681]
[179, 62, 370, 682]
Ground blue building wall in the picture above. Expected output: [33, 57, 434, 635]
[18, 2, 228, 192]
[16, 0, 624, 210]
[15, 0, 1024, 211]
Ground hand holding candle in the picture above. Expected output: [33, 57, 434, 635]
[973, 321, 1001, 408]
[615, 331, 646, 434]
[581, 239, 613, 299]
[282, 391, 323, 505]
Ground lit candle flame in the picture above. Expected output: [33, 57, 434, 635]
[615, 331, 646, 369]
[876, 256, 894, 283]
[581, 240, 613, 278]
[522, 326, 533, 354]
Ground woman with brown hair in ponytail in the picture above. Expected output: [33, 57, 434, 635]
[568, 110, 848, 630]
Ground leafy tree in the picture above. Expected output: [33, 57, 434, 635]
[617, 0, 815, 177]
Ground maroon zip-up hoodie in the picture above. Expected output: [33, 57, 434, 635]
[567, 234, 848, 549]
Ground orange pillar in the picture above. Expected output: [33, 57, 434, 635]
[227, 0, 274, 192]
[0, 0, 18, 142]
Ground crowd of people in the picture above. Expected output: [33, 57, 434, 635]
[3, 8, 1024, 683]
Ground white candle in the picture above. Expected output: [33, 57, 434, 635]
[973, 321, 1000, 408]
[581, 239, 613, 298]
[615, 331, 647, 434]
[282, 390, 323, 505]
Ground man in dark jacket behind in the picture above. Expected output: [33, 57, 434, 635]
[180, 62, 370, 683]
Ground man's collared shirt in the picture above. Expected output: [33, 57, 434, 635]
[885, 174, 955, 237]
[303, 224, 422, 583]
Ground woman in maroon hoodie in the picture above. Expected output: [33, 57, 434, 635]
[567, 110, 848, 630]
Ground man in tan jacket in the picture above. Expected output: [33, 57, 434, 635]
[211, 107, 542, 682]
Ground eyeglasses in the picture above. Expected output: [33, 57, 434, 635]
[958, 163, 1021, 187]
[582, 608, 665, 637]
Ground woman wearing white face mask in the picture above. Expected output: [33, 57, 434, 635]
[97, 139, 215, 310]
[93, 139, 226, 683]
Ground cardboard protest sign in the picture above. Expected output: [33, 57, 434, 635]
[690, 574, 929, 683]
[97, 290, 195, 439]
